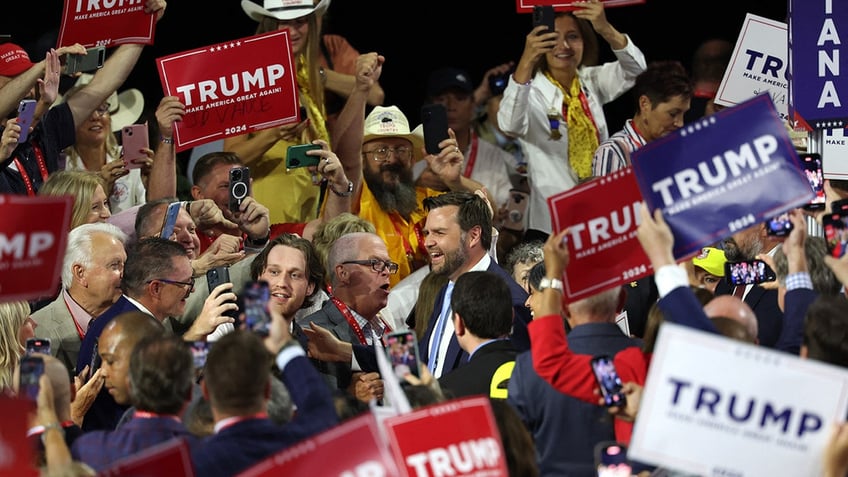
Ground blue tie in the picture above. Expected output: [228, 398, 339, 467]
[429, 282, 454, 374]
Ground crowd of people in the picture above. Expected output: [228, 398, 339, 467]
[2, 0, 847, 476]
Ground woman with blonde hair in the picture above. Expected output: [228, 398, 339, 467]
[0, 300, 34, 394]
[39, 170, 111, 230]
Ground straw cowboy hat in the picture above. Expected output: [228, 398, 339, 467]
[240, 0, 330, 22]
[56, 73, 145, 133]
[363, 106, 425, 162]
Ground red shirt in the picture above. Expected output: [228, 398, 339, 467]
[198, 222, 308, 255]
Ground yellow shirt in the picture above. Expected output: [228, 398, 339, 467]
[357, 182, 441, 287]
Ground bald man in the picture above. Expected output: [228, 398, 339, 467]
[19, 353, 84, 466]
[703, 295, 759, 345]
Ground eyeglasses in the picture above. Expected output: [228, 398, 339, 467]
[362, 146, 413, 163]
[92, 103, 111, 118]
[342, 259, 399, 275]
[147, 277, 196, 298]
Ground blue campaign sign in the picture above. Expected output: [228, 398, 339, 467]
[631, 94, 813, 259]
[788, 0, 848, 129]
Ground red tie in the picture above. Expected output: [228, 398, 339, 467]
[733, 285, 746, 298]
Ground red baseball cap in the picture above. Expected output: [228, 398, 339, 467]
[0, 43, 34, 77]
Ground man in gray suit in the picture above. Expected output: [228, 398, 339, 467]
[298, 232, 389, 404]
[32, 222, 127, 375]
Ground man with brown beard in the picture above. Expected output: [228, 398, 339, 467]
[352, 105, 487, 286]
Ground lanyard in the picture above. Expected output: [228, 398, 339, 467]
[63, 294, 86, 340]
[330, 296, 392, 346]
[214, 412, 268, 433]
[461, 133, 480, 178]
[389, 215, 427, 267]
[133, 411, 181, 421]
[13, 144, 49, 196]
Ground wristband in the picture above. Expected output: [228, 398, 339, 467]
[330, 180, 354, 197]
[40, 422, 65, 445]
[160, 136, 174, 144]
[245, 234, 270, 248]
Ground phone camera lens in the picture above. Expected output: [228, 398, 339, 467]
[232, 170, 242, 181]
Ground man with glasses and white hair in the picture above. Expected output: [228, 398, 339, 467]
[353, 105, 489, 287]
[298, 232, 395, 403]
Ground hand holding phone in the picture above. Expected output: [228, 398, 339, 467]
[121, 123, 150, 169]
[160, 201, 182, 239]
[824, 212, 848, 258]
[16, 99, 36, 143]
[240, 281, 271, 335]
[590, 355, 627, 408]
[207, 266, 239, 320]
[64, 46, 105, 75]
[19, 355, 45, 401]
[228, 167, 251, 213]
[286, 144, 322, 170]
[724, 259, 777, 285]
[532, 5, 555, 34]
[385, 330, 421, 379]
[422, 103, 449, 155]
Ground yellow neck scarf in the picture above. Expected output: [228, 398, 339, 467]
[546, 72, 599, 181]
[296, 55, 330, 144]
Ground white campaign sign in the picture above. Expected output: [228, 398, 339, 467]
[630, 323, 848, 477]
[715, 14, 789, 120]
[823, 127, 848, 180]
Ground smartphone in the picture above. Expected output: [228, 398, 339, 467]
[801, 153, 826, 211]
[121, 123, 149, 169]
[241, 280, 271, 335]
[384, 330, 421, 379]
[207, 266, 238, 320]
[488, 72, 510, 96]
[19, 355, 44, 401]
[595, 441, 632, 477]
[228, 166, 251, 213]
[765, 212, 793, 237]
[16, 99, 36, 143]
[422, 103, 449, 155]
[589, 355, 627, 408]
[724, 259, 777, 285]
[823, 212, 848, 258]
[832, 198, 848, 215]
[189, 341, 211, 383]
[501, 189, 529, 232]
[160, 201, 182, 239]
[25, 338, 51, 355]
[299, 105, 308, 122]
[64, 46, 105, 75]
[532, 5, 556, 34]
[87, 341, 101, 383]
[285, 144, 322, 170]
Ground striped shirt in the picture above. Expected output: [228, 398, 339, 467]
[591, 119, 647, 177]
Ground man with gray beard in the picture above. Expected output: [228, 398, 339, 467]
[351, 105, 487, 287]
[715, 222, 785, 347]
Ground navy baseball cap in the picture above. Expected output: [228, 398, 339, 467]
[426, 67, 474, 98]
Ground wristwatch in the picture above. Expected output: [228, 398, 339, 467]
[538, 277, 563, 293]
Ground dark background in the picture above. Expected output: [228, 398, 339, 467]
[8, 0, 786, 154]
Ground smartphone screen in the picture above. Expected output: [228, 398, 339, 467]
[595, 442, 632, 477]
[241, 280, 271, 335]
[190, 341, 212, 383]
[229, 166, 251, 213]
[765, 212, 793, 237]
[824, 213, 848, 258]
[384, 330, 421, 379]
[421, 103, 449, 155]
[25, 338, 51, 356]
[802, 153, 826, 211]
[16, 99, 36, 143]
[19, 355, 45, 401]
[590, 355, 627, 407]
[724, 259, 777, 285]
[160, 201, 182, 239]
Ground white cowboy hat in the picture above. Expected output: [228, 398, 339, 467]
[56, 73, 145, 133]
[363, 106, 425, 162]
[241, 0, 330, 22]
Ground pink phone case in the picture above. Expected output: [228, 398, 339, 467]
[121, 124, 149, 169]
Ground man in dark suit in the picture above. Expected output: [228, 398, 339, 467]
[438, 271, 518, 399]
[715, 222, 785, 347]
[72, 331, 196, 472]
[509, 261, 642, 476]
[419, 191, 531, 379]
[298, 232, 390, 403]
[190, 326, 338, 476]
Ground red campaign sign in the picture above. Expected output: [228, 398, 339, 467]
[547, 167, 652, 301]
[0, 397, 38, 477]
[515, 0, 645, 13]
[237, 414, 399, 477]
[99, 437, 194, 476]
[157, 31, 300, 153]
[385, 396, 509, 477]
[57, 0, 155, 48]
[0, 195, 72, 302]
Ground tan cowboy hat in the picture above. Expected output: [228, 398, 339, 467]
[363, 106, 425, 161]
[241, 0, 330, 22]
[56, 73, 145, 133]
